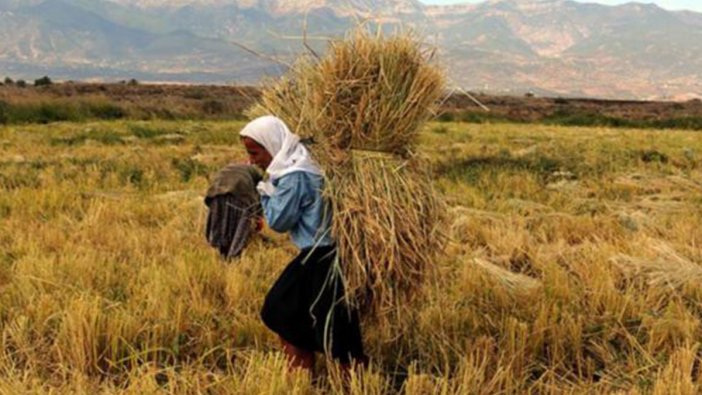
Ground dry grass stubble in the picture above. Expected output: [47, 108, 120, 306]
[0, 120, 701, 393]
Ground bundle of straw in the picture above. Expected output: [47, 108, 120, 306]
[472, 257, 541, 294]
[248, 29, 446, 319]
[612, 241, 702, 291]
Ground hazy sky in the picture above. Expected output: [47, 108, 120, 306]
[420, 0, 702, 12]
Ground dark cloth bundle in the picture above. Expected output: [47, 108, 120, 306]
[204, 164, 262, 259]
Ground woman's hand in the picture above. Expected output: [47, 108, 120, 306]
[257, 180, 276, 196]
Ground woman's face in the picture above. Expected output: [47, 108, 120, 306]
[242, 136, 273, 171]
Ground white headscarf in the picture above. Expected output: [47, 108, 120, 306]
[240, 116, 322, 195]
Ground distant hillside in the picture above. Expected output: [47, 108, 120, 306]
[1, 0, 701, 99]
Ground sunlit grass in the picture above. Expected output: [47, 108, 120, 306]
[0, 120, 701, 393]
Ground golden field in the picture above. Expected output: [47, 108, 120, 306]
[0, 120, 700, 394]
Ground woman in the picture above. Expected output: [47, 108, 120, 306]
[239, 115, 367, 371]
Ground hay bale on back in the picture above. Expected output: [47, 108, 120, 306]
[249, 29, 446, 320]
[250, 29, 444, 162]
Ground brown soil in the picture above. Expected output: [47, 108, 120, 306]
[443, 93, 702, 122]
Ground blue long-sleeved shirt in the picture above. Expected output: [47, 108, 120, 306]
[260, 171, 335, 250]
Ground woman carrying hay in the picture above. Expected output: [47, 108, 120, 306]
[239, 115, 368, 372]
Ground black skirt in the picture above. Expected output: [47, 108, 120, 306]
[260, 245, 365, 364]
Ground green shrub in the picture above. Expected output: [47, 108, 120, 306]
[0, 100, 8, 124]
[436, 112, 455, 122]
[34, 76, 53, 86]
[652, 117, 702, 131]
[87, 102, 126, 120]
[1, 100, 127, 124]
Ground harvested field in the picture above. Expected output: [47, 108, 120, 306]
[0, 119, 701, 393]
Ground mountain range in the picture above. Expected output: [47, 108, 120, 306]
[1, 0, 701, 99]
